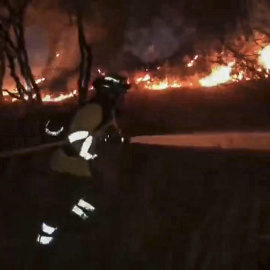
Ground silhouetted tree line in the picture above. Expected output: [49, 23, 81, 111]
[59, 0, 94, 106]
[0, 0, 94, 105]
[0, 0, 269, 104]
[0, 0, 41, 103]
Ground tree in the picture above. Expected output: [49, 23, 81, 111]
[0, 0, 42, 103]
[76, 10, 93, 106]
[0, 20, 5, 101]
[60, 0, 94, 106]
[180, 0, 270, 81]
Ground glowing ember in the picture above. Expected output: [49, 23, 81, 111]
[35, 77, 46, 84]
[187, 55, 199, 67]
[98, 69, 106, 76]
[236, 70, 244, 81]
[199, 63, 234, 87]
[136, 74, 151, 83]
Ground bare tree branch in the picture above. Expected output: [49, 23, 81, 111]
[1, 0, 42, 103]
[59, 0, 94, 105]
[0, 26, 5, 100]
[2, 24, 28, 101]
[253, 27, 270, 41]
[225, 45, 265, 79]
[5, 50, 28, 100]
[0, 52, 6, 101]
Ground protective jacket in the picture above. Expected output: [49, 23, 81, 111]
[50, 101, 121, 177]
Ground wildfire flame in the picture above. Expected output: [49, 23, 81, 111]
[145, 78, 183, 90]
[134, 41, 270, 90]
[4, 37, 270, 103]
[199, 63, 234, 87]
[259, 45, 270, 70]
[136, 74, 151, 83]
[42, 89, 78, 103]
[4, 77, 80, 103]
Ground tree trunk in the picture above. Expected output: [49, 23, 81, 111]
[0, 53, 6, 101]
[13, 12, 42, 103]
[0, 30, 5, 101]
[2, 24, 28, 102]
[2, 1, 42, 104]
[77, 13, 92, 106]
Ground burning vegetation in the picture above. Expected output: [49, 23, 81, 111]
[3, 31, 270, 103]
[2, 0, 270, 103]
[134, 32, 270, 90]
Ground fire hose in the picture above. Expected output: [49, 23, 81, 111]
[1, 131, 270, 158]
[0, 140, 67, 158]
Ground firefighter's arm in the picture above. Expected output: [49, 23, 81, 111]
[67, 104, 102, 160]
[113, 114, 130, 144]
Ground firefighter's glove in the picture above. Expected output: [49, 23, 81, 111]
[102, 133, 130, 144]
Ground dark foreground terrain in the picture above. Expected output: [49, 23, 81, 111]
[2, 79, 270, 151]
[1, 144, 270, 269]
[1, 83, 270, 269]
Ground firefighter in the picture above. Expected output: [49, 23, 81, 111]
[36, 74, 131, 247]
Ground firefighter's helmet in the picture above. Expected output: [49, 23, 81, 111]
[92, 74, 131, 97]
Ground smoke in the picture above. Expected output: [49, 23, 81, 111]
[6, 0, 266, 93]
[251, 0, 270, 31]
[22, 1, 106, 92]
[25, 25, 49, 75]
[124, 11, 195, 64]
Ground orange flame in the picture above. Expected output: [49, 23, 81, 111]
[199, 63, 234, 87]
[42, 89, 78, 103]
[145, 78, 182, 90]
[4, 40, 270, 103]
[259, 45, 270, 70]
[134, 42, 270, 91]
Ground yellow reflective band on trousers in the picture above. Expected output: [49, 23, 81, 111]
[42, 223, 57, 235]
[37, 235, 54, 245]
[78, 199, 95, 212]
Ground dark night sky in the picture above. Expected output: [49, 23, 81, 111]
[28, 0, 254, 62]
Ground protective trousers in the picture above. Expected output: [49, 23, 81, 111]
[36, 171, 107, 246]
